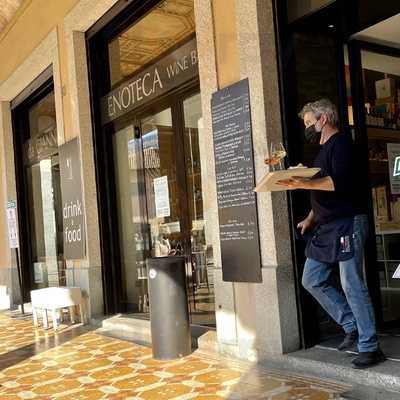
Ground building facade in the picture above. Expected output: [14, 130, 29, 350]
[0, 0, 400, 362]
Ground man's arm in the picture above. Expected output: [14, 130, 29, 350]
[297, 209, 315, 234]
[278, 135, 353, 191]
[277, 176, 334, 191]
[305, 209, 314, 222]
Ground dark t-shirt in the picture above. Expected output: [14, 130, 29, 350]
[311, 132, 364, 224]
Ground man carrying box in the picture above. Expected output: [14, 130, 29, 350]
[278, 98, 386, 369]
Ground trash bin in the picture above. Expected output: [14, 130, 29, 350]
[147, 256, 191, 360]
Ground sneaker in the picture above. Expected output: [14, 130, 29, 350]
[338, 330, 358, 351]
[352, 348, 386, 369]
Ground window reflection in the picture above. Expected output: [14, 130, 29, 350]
[108, 0, 195, 87]
[113, 125, 149, 312]
[183, 93, 215, 326]
[25, 91, 64, 288]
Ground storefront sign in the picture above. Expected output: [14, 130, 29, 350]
[394, 156, 400, 177]
[393, 264, 400, 279]
[154, 176, 170, 218]
[6, 200, 19, 249]
[59, 138, 86, 259]
[24, 126, 58, 165]
[387, 143, 400, 194]
[101, 38, 198, 124]
[211, 78, 262, 283]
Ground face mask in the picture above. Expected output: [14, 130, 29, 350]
[304, 119, 322, 143]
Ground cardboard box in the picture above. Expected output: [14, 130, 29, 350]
[391, 200, 400, 222]
[375, 96, 396, 105]
[376, 185, 389, 222]
[376, 78, 396, 99]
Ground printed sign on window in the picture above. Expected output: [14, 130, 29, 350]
[6, 201, 19, 249]
[154, 176, 170, 218]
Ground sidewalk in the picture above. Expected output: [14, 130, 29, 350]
[0, 313, 349, 399]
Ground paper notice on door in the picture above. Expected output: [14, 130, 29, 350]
[6, 201, 19, 249]
[154, 176, 170, 218]
[393, 264, 400, 279]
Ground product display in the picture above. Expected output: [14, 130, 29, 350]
[365, 76, 400, 129]
[375, 78, 396, 99]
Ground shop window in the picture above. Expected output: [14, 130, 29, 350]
[24, 90, 64, 288]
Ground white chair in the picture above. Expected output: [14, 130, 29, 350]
[30, 287, 85, 330]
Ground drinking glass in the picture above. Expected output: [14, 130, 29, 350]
[264, 141, 287, 170]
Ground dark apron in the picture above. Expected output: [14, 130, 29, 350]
[305, 216, 355, 264]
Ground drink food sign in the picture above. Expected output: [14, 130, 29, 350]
[59, 138, 86, 259]
[101, 38, 198, 124]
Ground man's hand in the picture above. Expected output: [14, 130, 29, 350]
[276, 176, 310, 190]
[297, 217, 313, 235]
[277, 175, 334, 191]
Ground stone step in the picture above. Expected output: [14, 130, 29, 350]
[259, 347, 400, 397]
[339, 385, 400, 400]
[97, 314, 216, 352]
[100, 315, 152, 345]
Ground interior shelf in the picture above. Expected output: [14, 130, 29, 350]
[368, 126, 400, 141]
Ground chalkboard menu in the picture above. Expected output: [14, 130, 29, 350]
[211, 78, 262, 283]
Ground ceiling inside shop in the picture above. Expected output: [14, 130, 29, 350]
[0, 0, 24, 36]
[352, 13, 400, 49]
[361, 50, 400, 77]
[109, 0, 195, 81]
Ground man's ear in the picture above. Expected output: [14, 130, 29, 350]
[320, 114, 327, 125]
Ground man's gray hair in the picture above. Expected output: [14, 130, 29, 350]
[299, 98, 339, 127]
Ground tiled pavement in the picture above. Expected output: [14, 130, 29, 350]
[0, 313, 350, 399]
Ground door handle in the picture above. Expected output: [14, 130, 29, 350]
[134, 125, 141, 139]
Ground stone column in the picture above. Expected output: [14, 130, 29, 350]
[61, 0, 122, 318]
[235, 0, 300, 357]
[0, 30, 62, 308]
[62, 28, 103, 317]
[0, 102, 16, 307]
[195, 0, 300, 359]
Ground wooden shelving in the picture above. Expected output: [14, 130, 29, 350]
[367, 126, 400, 142]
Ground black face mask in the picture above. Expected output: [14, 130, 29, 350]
[304, 121, 321, 143]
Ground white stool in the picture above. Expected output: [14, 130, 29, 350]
[30, 287, 85, 330]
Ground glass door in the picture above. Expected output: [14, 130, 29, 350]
[112, 93, 216, 326]
[182, 93, 215, 326]
[23, 89, 64, 290]
[26, 155, 64, 288]
[140, 108, 186, 259]
[113, 123, 150, 313]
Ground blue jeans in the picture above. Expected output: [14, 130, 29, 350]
[302, 214, 378, 352]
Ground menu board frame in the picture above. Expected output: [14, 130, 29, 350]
[211, 78, 262, 283]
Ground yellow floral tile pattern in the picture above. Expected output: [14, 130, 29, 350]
[0, 314, 57, 355]
[0, 314, 349, 399]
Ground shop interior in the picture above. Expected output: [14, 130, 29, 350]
[315, 14, 400, 360]
[278, 2, 400, 359]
